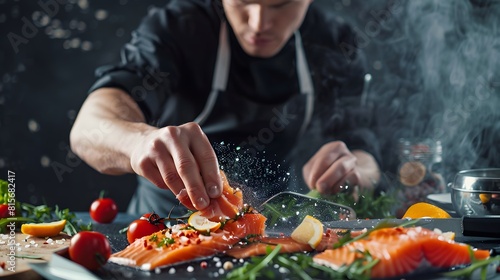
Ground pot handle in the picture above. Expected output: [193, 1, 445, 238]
[462, 216, 500, 238]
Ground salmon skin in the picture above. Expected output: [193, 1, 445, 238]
[313, 226, 491, 279]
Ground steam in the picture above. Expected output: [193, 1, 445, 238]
[361, 0, 500, 182]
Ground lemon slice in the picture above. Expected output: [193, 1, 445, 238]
[291, 215, 323, 249]
[399, 161, 426, 187]
[188, 211, 221, 232]
[402, 202, 451, 219]
[21, 219, 67, 237]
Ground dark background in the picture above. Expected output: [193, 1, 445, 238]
[1, 0, 499, 211]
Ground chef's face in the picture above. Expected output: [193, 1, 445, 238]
[222, 0, 313, 58]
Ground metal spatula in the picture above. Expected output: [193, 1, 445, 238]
[257, 191, 356, 235]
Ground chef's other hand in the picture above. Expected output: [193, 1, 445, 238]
[130, 122, 223, 210]
[302, 141, 380, 195]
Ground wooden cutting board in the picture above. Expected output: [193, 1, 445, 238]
[0, 233, 70, 279]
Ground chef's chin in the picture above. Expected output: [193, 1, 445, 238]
[240, 41, 283, 58]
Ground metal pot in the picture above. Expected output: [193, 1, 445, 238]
[450, 168, 500, 216]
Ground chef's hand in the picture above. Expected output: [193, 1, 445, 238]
[129, 122, 223, 210]
[302, 141, 380, 195]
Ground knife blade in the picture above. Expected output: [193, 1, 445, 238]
[29, 252, 101, 280]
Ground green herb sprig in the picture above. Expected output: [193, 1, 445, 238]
[307, 188, 396, 219]
[226, 245, 378, 280]
[0, 179, 92, 235]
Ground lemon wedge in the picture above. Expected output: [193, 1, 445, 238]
[188, 211, 221, 232]
[402, 202, 451, 219]
[21, 219, 67, 237]
[291, 215, 323, 249]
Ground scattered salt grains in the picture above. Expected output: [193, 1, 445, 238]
[168, 267, 176, 274]
[213, 256, 220, 262]
[187, 266, 194, 272]
[1, 235, 8, 240]
[25, 244, 30, 248]
[215, 261, 222, 268]
[154, 267, 161, 274]
[218, 268, 225, 275]
[30, 240, 36, 245]
[239, 258, 244, 263]
[0, 241, 5, 245]
[273, 264, 279, 269]
[46, 238, 53, 244]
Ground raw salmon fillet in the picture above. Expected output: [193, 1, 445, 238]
[200, 170, 244, 220]
[313, 226, 491, 279]
[226, 237, 312, 259]
[110, 213, 267, 270]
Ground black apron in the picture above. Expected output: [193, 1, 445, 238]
[128, 23, 315, 217]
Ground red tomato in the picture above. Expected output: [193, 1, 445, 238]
[126, 212, 166, 244]
[69, 231, 111, 271]
[90, 197, 118, 224]
[0, 204, 9, 218]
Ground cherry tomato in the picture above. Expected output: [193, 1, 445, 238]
[0, 204, 9, 218]
[90, 195, 118, 224]
[69, 231, 111, 271]
[126, 212, 166, 244]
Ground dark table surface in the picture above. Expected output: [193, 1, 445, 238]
[59, 213, 500, 280]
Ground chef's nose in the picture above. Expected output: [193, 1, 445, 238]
[248, 4, 272, 33]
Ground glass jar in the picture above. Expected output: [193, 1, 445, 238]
[394, 138, 446, 218]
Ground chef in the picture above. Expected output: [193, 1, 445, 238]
[70, 0, 381, 217]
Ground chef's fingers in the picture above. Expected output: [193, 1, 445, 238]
[314, 155, 358, 194]
[303, 141, 349, 189]
[319, 168, 360, 195]
[189, 125, 222, 199]
[129, 137, 171, 190]
[175, 189, 195, 210]
[149, 138, 196, 211]
[165, 124, 210, 210]
[136, 158, 169, 190]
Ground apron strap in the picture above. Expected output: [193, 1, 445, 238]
[294, 31, 315, 136]
[193, 23, 230, 125]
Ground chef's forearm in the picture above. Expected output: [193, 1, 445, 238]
[352, 150, 381, 189]
[70, 88, 154, 175]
